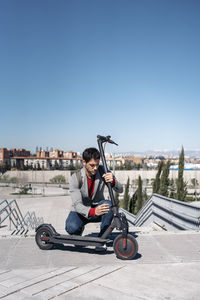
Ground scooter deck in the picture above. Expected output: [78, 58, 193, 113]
[36, 224, 111, 247]
[49, 234, 110, 247]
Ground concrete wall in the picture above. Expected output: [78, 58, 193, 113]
[114, 170, 200, 185]
[3, 169, 200, 185]
[4, 170, 71, 184]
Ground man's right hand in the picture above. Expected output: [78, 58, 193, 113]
[95, 204, 110, 216]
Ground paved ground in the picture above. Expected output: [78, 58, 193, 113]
[0, 191, 200, 299]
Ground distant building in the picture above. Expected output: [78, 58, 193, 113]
[23, 157, 82, 170]
[9, 148, 30, 157]
[170, 163, 200, 170]
[36, 150, 49, 158]
[0, 148, 10, 166]
[49, 149, 64, 158]
[0, 148, 30, 168]
[3, 147, 81, 170]
[64, 151, 77, 159]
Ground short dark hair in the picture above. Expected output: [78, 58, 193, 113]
[82, 147, 100, 163]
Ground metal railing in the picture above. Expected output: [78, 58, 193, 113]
[120, 194, 200, 230]
[0, 199, 44, 235]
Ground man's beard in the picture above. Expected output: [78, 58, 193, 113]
[85, 167, 97, 178]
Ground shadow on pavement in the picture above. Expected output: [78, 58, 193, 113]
[51, 243, 114, 256]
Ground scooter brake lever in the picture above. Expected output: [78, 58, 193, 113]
[108, 139, 118, 146]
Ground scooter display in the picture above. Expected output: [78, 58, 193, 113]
[35, 135, 138, 260]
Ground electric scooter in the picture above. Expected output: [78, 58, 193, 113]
[35, 135, 138, 260]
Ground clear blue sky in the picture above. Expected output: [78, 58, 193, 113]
[0, 0, 200, 153]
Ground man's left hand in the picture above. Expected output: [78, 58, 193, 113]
[102, 172, 114, 183]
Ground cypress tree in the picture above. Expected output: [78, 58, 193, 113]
[153, 161, 164, 193]
[169, 178, 176, 199]
[123, 177, 130, 210]
[159, 160, 171, 197]
[143, 187, 148, 203]
[129, 191, 137, 214]
[136, 175, 143, 212]
[176, 147, 187, 201]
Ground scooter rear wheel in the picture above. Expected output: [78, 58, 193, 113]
[113, 233, 138, 260]
[35, 227, 54, 250]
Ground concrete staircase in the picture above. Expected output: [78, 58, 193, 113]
[120, 194, 200, 230]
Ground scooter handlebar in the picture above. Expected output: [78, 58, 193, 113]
[97, 135, 118, 146]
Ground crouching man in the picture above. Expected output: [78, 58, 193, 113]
[65, 147, 123, 246]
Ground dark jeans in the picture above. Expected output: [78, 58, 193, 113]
[65, 200, 113, 237]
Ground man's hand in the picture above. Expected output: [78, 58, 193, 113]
[102, 172, 114, 183]
[95, 204, 110, 216]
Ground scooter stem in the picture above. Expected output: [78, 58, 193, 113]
[97, 136, 118, 214]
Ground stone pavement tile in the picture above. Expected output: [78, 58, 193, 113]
[59, 264, 101, 279]
[63, 265, 125, 286]
[3, 267, 76, 296]
[21, 272, 75, 296]
[57, 282, 134, 300]
[0, 268, 57, 288]
[3, 266, 102, 300]
[0, 284, 9, 296]
[94, 262, 200, 300]
[30, 280, 77, 300]
[0, 269, 50, 288]
[136, 235, 178, 263]
[1, 291, 42, 300]
[136, 233, 200, 264]
[1, 275, 30, 289]
[0, 239, 21, 269]
[153, 234, 200, 262]
[21, 265, 102, 297]
[0, 271, 10, 276]
[0, 270, 22, 284]
[47, 266, 128, 299]
[48, 267, 78, 277]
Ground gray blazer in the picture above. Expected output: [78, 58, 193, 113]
[69, 167, 123, 218]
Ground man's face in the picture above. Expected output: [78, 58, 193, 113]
[83, 158, 100, 177]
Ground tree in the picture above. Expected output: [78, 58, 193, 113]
[169, 178, 176, 199]
[129, 191, 137, 215]
[143, 187, 148, 203]
[123, 177, 130, 210]
[124, 161, 132, 170]
[153, 161, 164, 193]
[136, 175, 143, 213]
[191, 178, 198, 187]
[129, 176, 148, 215]
[176, 147, 187, 201]
[159, 161, 171, 197]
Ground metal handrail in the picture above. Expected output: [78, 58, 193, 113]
[0, 199, 43, 235]
[23, 211, 44, 230]
[0, 199, 26, 234]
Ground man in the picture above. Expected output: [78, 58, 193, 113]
[65, 147, 123, 242]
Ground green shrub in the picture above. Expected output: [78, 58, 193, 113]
[9, 177, 18, 183]
[50, 175, 66, 184]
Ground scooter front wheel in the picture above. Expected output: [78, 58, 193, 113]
[113, 233, 138, 260]
[35, 227, 54, 250]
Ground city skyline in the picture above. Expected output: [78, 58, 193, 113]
[2, 144, 200, 159]
[1, 0, 200, 153]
